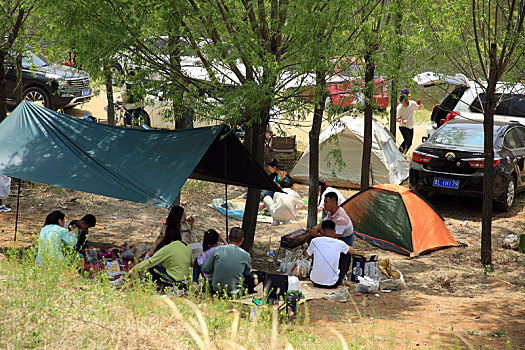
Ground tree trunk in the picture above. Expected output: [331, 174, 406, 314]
[241, 120, 267, 251]
[307, 72, 327, 228]
[168, 12, 184, 206]
[389, 77, 398, 139]
[0, 52, 7, 123]
[389, 4, 403, 139]
[168, 11, 185, 130]
[15, 53, 23, 104]
[104, 67, 115, 126]
[481, 43, 498, 268]
[360, 47, 376, 190]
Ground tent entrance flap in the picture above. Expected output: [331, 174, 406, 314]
[0, 101, 280, 208]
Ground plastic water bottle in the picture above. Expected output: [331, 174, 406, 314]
[267, 248, 275, 269]
[78, 253, 85, 270]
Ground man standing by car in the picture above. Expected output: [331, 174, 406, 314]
[397, 88, 424, 154]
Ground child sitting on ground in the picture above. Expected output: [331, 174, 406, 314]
[192, 229, 227, 283]
[276, 165, 292, 184]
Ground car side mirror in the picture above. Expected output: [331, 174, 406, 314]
[422, 136, 428, 143]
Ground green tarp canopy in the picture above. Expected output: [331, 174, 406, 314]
[0, 101, 280, 208]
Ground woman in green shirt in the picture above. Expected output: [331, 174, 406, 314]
[131, 225, 192, 290]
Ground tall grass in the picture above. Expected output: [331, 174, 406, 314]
[0, 247, 489, 349]
[0, 248, 344, 349]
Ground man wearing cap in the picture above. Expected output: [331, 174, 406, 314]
[396, 88, 424, 154]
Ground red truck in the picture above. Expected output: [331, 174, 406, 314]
[297, 57, 389, 110]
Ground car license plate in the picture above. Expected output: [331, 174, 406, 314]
[433, 178, 459, 189]
[81, 89, 90, 97]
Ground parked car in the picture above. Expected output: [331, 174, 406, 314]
[112, 36, 202, 77]
[413, 71, 525, 138]
[292, 57, 389, 110]
[4, 50, 91, 109]
[409, 119, 525, 211]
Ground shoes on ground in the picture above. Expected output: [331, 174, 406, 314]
[0, 205, 11, 212]
[323, 288, 348, 303]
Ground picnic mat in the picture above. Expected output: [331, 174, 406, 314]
[233, 280, 342, 306]
[211, 195, 314, 223]
[84, 262, 134, 278]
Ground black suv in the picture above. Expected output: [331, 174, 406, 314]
[5, 50, 91, 109]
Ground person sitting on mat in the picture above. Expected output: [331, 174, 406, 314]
[275, 165, 292, 184]
[201, 227, 262, 297]
[260, 158, 280, 199]
[147, 206, 196, 257]
[130, 225, 192, 290]
[306, 220, 364, 288]
[67, 214, 97, 252]
[192, 229, 227, 283]
[263, 178, 303, 226]
[308, 191, 355, 280]
[35, 211, 78, 266]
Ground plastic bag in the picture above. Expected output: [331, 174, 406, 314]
[289, 256, 311, 279]
[377, 259, 406, 290]
[288, 276, 301, 291]
[379, 270, 405, 290]
[278, 250, 294, 273]
[356, 275, 379, 293]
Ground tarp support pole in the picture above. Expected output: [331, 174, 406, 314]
[225, 136, 229, 242]
[14, 179, 21, 242]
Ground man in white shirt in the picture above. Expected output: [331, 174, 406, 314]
[308, 191, 354, 281]
[396, 88, 424, 154]
[306, 220, 363, 288]
[263, 178, 304, 226]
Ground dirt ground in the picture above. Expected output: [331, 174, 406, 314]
[1, 94, 524, 349]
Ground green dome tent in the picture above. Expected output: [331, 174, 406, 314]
[342, 184, 463, 256]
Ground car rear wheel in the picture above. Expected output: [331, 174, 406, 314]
[495, 176, 516, 212]
[132, 109, 151, 127]
[23, 86, 51, 109]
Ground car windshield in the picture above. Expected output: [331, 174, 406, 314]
[430, 123, 502, 147]
[22, 51, 48, 68]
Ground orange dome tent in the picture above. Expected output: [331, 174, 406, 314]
[341, 184, 462, 256]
